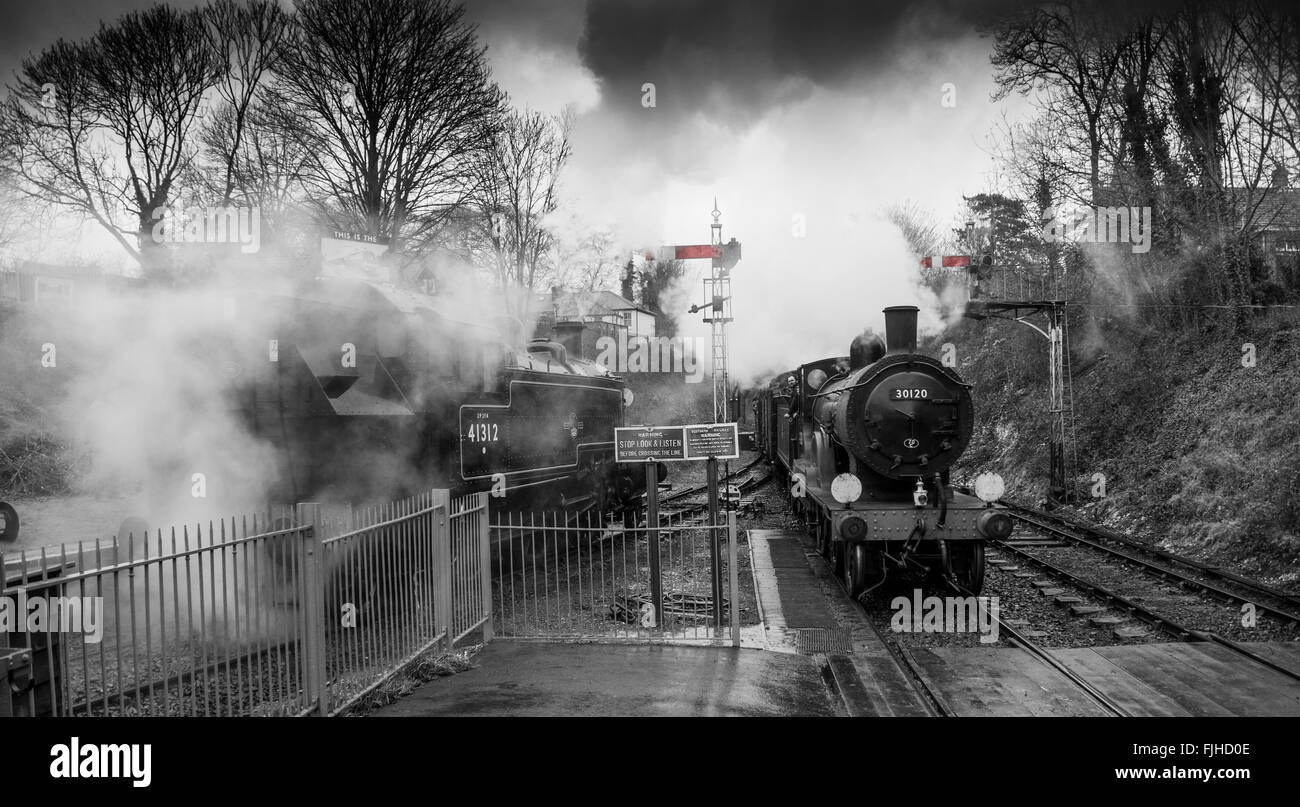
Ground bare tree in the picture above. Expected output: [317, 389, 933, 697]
[198, 0, 290, 206]
[471, 107, 573, 289]
[551, 223, 624, 291]
[989, 0, 1133, 202]
[885, 199, 947, 257]
[263, 0, 504, 256]
[1231, 2, 1300, 164]
[1, 6, 220, 278]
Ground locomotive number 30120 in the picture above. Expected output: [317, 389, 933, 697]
[890, 388, 929, 400]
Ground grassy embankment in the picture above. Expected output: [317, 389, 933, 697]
[942, 307, 1300, 586]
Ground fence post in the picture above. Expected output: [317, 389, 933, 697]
[728, 512, 740, 648]
[431, 489, 453, 651]
[300, 524, 327, 716]
[476, 492, 494, 642]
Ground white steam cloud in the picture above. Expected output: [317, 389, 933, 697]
[56, 285, 285, 527]
[667, 214, 941, 385]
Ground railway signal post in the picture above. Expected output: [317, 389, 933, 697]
[928, 248, 1079, 507]
[964, 296, 1077, 507]
[676, 200, 742, 424]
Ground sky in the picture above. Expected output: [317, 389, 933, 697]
[0, 0, 1036, 379]
[464, 0, 1036, 378]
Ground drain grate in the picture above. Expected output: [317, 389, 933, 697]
[792, 627, 853, 654]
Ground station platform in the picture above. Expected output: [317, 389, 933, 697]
[747, 529, 933, 716]
[369, 640, 837, 717]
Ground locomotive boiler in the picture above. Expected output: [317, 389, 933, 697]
[755, 305, 1011, 596]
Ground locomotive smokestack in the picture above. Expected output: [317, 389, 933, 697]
[883, 305, 919, 354]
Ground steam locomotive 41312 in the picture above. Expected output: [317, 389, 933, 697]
[233, 276, 647, 514]
[753, 306, 1012, 597]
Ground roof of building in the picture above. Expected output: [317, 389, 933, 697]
[543, 288, 654, 319]
[1229, 187, 1300, 232]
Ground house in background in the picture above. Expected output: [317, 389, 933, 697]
[534, 287, 659, 361]
[1233, 167, 1300, 288]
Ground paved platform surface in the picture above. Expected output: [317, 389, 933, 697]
[370, 640, 836, 717]
[747, 529, 932, 716]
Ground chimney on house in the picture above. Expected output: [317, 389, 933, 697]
[1272, 165, 1289, 189]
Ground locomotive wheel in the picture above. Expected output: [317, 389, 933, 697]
[950, 543, 986, 595]
[846, 543, 867, 598]
[817, 520, 834, 562]
[846, 543, 883, 599]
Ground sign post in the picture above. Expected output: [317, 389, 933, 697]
[646, 462, 661, 629]
[614, 423, 740, 632]
[706, 457, 721, 628]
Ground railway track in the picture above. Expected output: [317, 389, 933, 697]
[804, 530, 1129, 716]
[1001, 501, 1300, 626]
[778, 485, 1128, 715]
[942, 574, 1131, 717]
[653, 456, 766, 523]
[984, 508, 1300, 690]
[801, 490, 1300, 716]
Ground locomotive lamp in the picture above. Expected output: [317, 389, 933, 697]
[912, 479, 928, 508]
[831, 472, 862, 505]
[972, 471, 1006, 504]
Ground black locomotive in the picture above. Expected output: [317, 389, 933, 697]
[233, 276, 645, 514]
[753, 305, 1011, 596]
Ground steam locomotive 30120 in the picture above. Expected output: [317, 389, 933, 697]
[753, 305, 1011, 597]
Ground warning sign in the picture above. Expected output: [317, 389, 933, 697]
[615, 423, 739, 462]
[614, 426, 685, 462]
[683, 423, 740, 460]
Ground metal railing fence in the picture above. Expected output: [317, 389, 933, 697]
[491, 509, 740, 644]
[0, 490, 490, 717]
